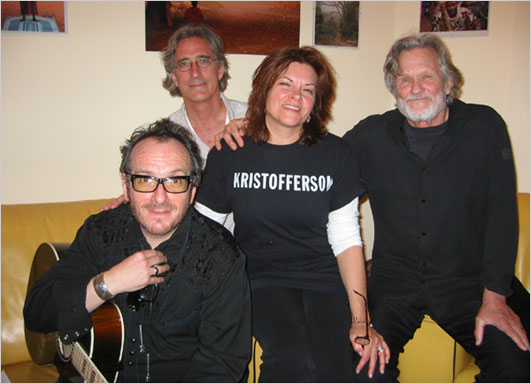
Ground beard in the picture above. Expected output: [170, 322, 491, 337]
[131, 200, 190, 244]
[396, 91, 448, 123]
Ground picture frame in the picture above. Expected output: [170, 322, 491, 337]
[145, 1, 300, 55]
[1, 1, 67, 33]
[420, 1, 489, 36]
[313, 1, 359, 49]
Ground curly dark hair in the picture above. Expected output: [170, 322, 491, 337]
[119, 119, 203, 186]
[246, 46, 336, 147]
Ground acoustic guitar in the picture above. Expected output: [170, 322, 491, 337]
[26, 242, 124, 383]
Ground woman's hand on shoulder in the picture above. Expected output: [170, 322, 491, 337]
[101, 194, 128, 211]
[214, 118, 249, 151]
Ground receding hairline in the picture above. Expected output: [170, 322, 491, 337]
[127, 136, 193, 173]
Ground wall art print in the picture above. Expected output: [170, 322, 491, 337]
[420, 1, 489, 36]
[146, 1, 300, 55]
[1, 1, 66, 33]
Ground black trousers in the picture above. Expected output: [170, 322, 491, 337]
[362, 277, 530, 383]
[252, 287, 361, 383]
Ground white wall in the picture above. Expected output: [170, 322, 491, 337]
[2, 1, 529, 254]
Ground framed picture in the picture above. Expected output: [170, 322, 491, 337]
[145, 1, 300, 55]
[313, 1, 359, 49]
[420, 1, 489, 36]
[1, 1, 66, 33]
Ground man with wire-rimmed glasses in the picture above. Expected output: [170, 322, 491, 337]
[162, 23, 247, 161]
[24, 119, 251, 382]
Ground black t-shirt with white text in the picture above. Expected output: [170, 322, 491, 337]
[196, 134, 363, 292]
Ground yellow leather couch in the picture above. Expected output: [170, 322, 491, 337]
[1, 194, 529, 382]
[398, 192, 529, 383]
[1, 199, 113, 382]
[249, 193, 530, 383]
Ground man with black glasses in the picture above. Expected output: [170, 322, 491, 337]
[24, 119, 251, 383]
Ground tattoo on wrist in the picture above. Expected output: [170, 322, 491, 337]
[352, 316, 367, 324]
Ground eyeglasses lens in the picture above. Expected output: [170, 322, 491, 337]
[354, 335, 370, 346]
[130, 175, 190, 194]
[352, 289, 370, 346]
[176, 57, 214, 72]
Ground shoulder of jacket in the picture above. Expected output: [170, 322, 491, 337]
[453, 100, 500, 118]
[181, 210, 243, 283]
[450, 99, 505, 131]
[320, 133, 352, 151]
[168, 104, 186, 123]
[228, 98, 248, 109]
[347, 109, 400, 139]
[222, 93, 247, 109]
[85, 205, 134, 247]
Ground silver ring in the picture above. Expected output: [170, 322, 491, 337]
[152, 265, 159, 276]
[377, 347, 385, 353]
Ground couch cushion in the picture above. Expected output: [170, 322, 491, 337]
[2, 361, 59, 383]
[1, 199, 112, 366]
[515, 193, 529, 290]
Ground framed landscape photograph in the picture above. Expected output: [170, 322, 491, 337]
[313, 1, 359, 49]
[146, 1, 300, 55]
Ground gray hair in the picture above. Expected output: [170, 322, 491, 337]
[120, 119, 203, 186]
[161, 24, 230, 97]
[383, 33, 463, 103]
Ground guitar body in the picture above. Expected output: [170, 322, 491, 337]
[88, 302, 125, 371]
[26, 242, 124, 383]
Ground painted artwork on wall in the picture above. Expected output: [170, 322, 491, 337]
[1, 1, 66, 33]
[146, 1, 300, 55]
[420, 1, 489, 36]
[313, 1, 359, 49]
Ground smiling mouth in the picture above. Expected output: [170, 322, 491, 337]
[189, 80, 206, 88]
[283, 104, 300, 111]
[146, 204, 172, 214]
[407, 98, 431, 107]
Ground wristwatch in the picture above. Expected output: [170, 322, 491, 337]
[93, 272, 114, 300]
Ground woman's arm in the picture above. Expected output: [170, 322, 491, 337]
[328, 198, 390, 378]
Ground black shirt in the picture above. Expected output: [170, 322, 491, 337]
[343, 99, 518, 318]
[403, 119, 449, 161]
[196, 134, 364, 292]
[24, 205, 251, 382]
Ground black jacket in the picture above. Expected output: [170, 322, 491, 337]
[343, 99, 518, 318]
[24, 205, 251, 382]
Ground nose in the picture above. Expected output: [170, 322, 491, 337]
[290, 87, 303, 100]
[152, 183, 169, 204]
[189, 61, 201, 76]
[411, 78, 424, 94]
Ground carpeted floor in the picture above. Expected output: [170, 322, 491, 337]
[2, 16, 59, 32]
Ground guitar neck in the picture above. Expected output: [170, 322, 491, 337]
[71, 342, 108, 383]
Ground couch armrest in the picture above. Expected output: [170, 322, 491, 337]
[1, 199, 113, 366]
